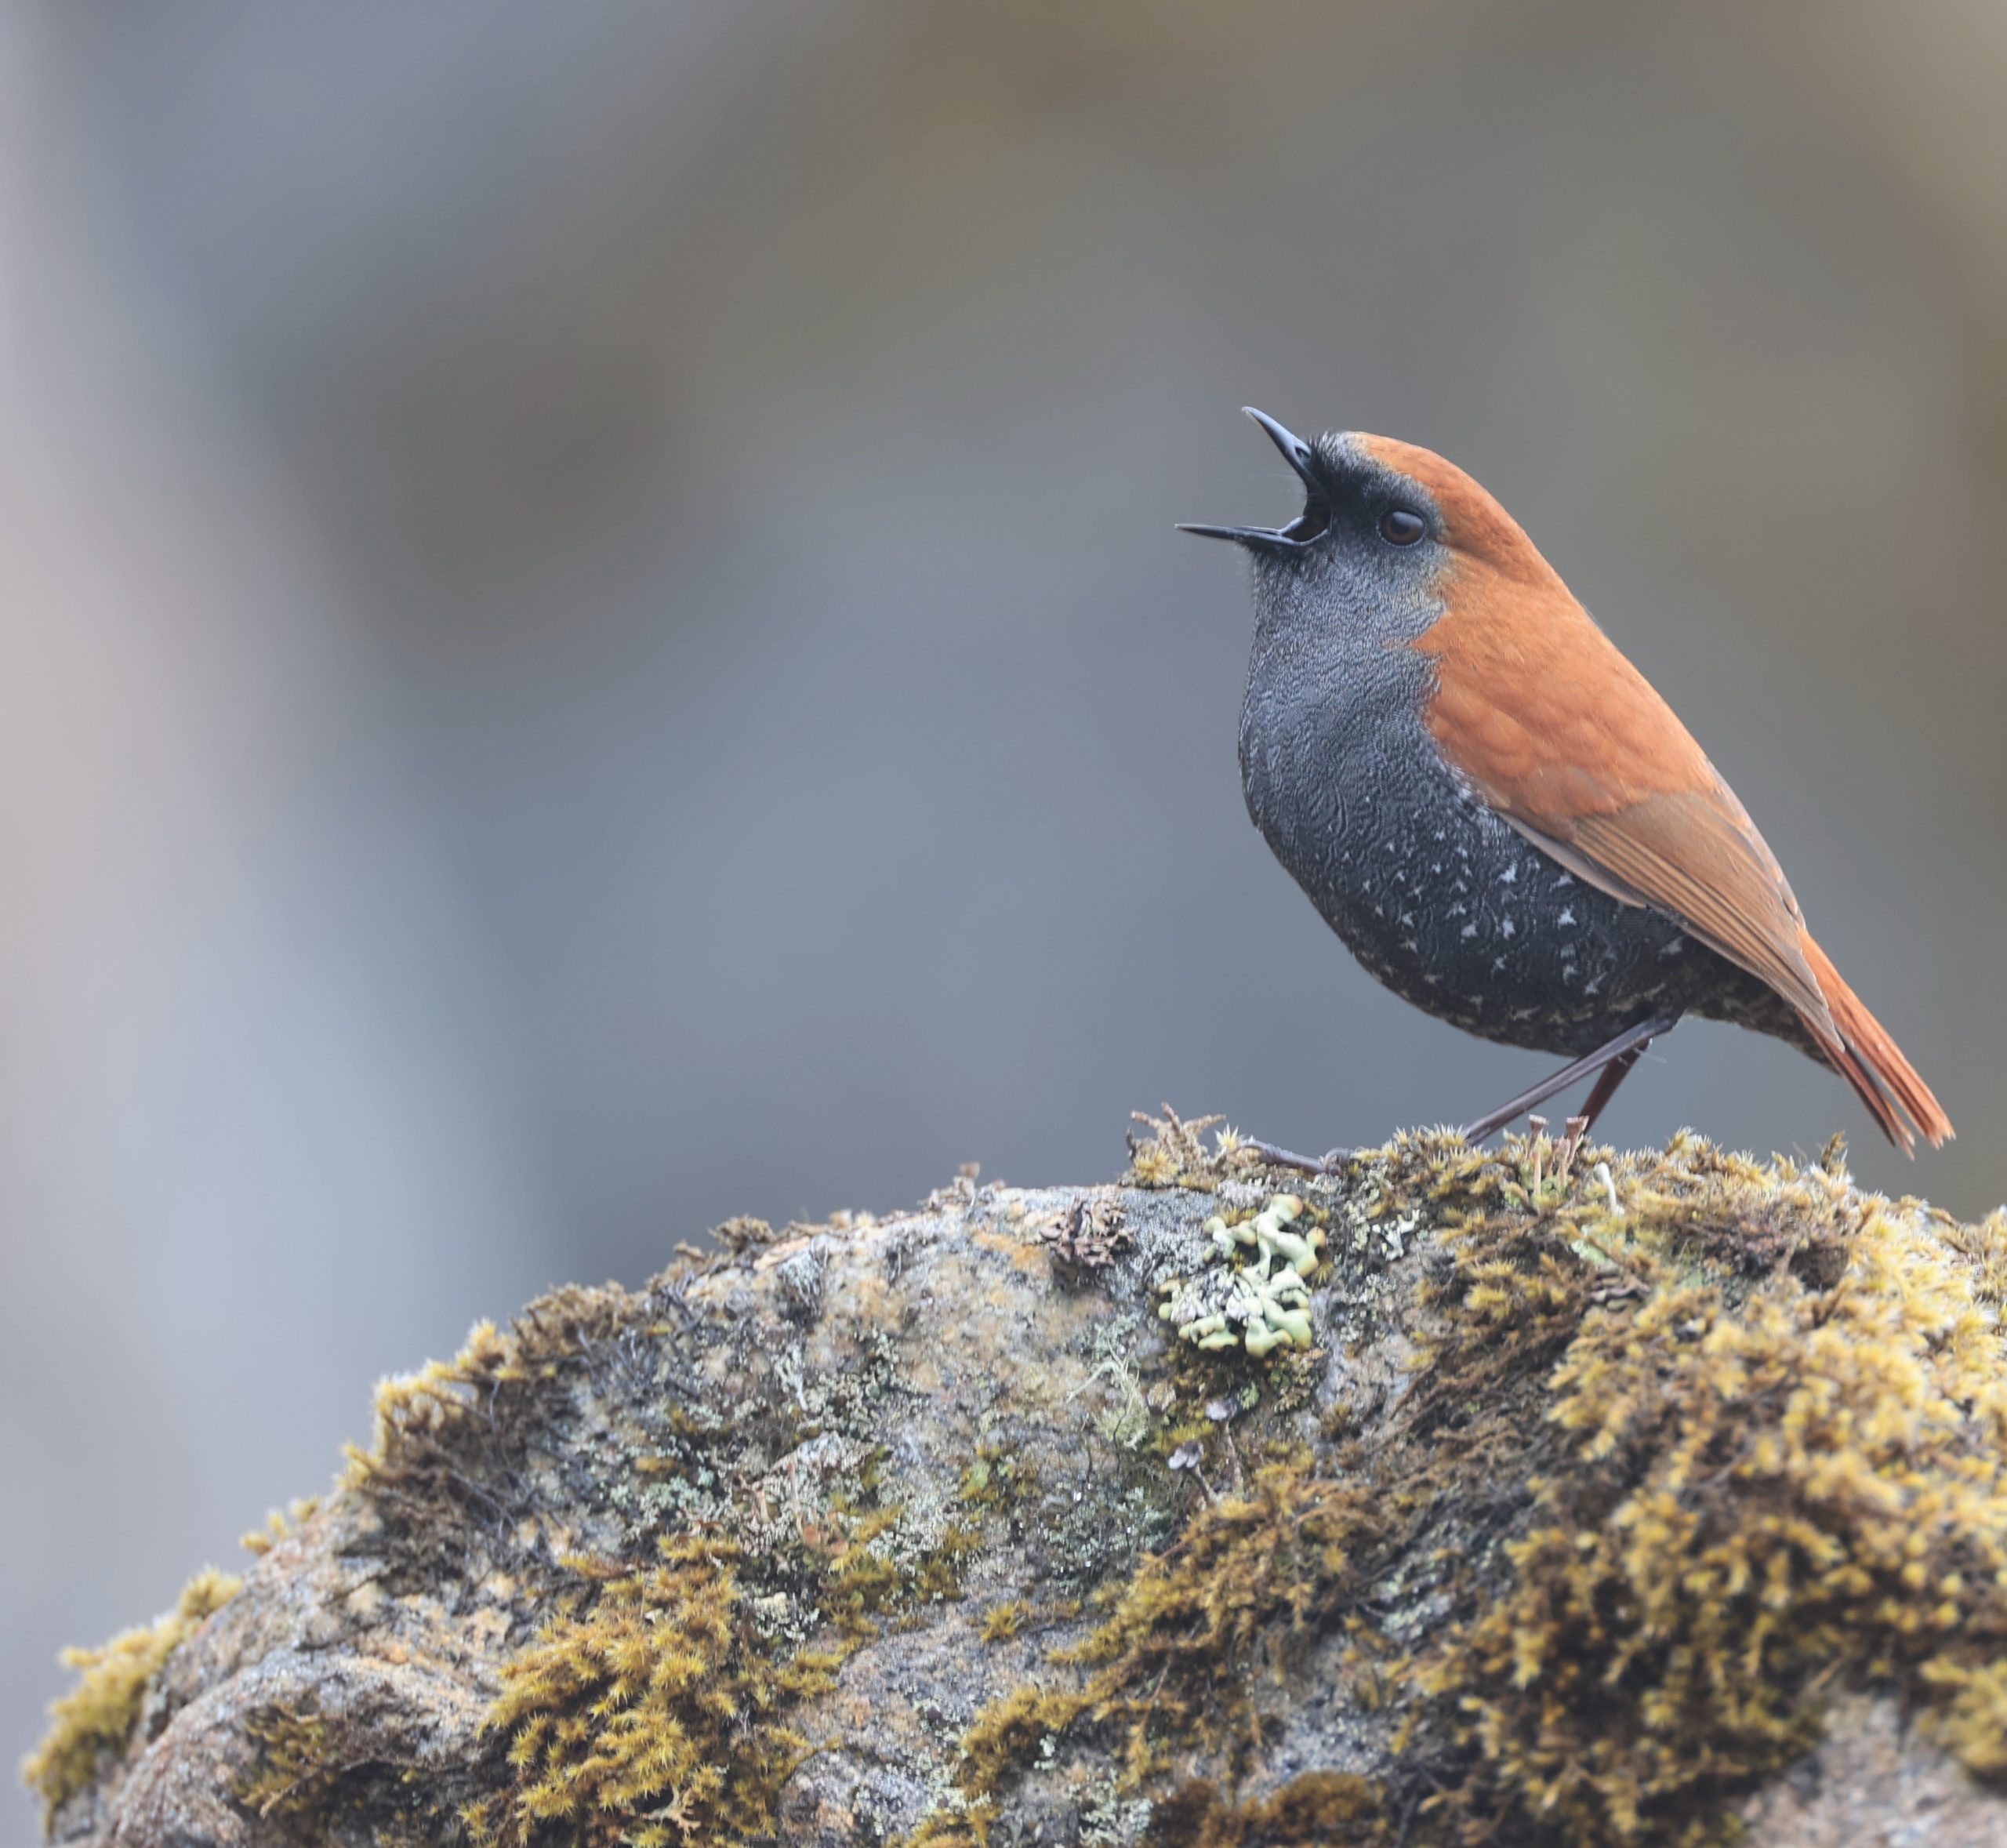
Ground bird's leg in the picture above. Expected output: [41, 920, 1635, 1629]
[1244, 1012, 1679, 1172]
[1459, 1014, 1679, 1145]
[1575, 1044, 1648, 1136]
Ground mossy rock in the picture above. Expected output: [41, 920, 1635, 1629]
[20, 1120, 2007, 1846]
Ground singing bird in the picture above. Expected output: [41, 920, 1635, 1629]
[1183, 410, 1951, 1163]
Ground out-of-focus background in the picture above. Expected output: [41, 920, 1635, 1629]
[6, 0, 2006, 1824]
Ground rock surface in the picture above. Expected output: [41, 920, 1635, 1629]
[23, 1117, 2007, 1846]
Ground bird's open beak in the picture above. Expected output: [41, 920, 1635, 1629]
[1178, 408, 1330, 550]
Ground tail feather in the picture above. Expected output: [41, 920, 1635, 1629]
[1795, 928, 1953, 1155]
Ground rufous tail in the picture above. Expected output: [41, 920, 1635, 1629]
[1796, 928, 1953, 1155]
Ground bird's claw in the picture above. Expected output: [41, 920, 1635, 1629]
[1240, 1138, 1355, 1176]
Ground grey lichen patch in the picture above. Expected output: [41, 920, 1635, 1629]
[1334, 1168, 1423, 1264]
[1036, 1475, 1183, 1599]
[771, 1245, 829, 1325]
[1078, 1774, 1154, 1844]
[1157, 1193, 1327, 1355]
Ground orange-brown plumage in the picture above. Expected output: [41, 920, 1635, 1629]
[1359, 434, 1952, 1153]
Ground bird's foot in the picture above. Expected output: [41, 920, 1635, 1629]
[1239, 1138, 1356, 1175]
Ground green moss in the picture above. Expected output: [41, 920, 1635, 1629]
[465, 1535, 851, 1848]
[20, 1568, 240, 1824]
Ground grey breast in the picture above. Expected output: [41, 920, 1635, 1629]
[1238, 615, 1715, 1057]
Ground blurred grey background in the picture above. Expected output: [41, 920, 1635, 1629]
[5, 0, 2006, 1826]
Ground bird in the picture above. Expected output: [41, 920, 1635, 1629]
[1181, 408, 1951, 1164]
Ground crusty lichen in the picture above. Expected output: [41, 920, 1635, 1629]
[20, 1567, 240, 1823]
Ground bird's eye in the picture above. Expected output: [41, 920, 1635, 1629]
[1379, 507, 1428, 546]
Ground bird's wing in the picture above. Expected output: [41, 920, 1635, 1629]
[1413, 583, 1829, 1021]
[1411, 572, 1949, 1149]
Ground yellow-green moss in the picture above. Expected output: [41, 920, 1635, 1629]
[1127, 1106, 1239, 1189]
[819, 1500, 984, 1636]
[341, 1287, 640, 1494]
[902, 1804, 995, 1848]
[952, 1134, 2007, 1846]
[20, 1567, 240, 1823]
[1921, 1657, 2007, 1777]
[959, 1445, 1031, 1514]
[961, 1455, 1373, 1790]
[469, 1392, 997, 1843]
[343, 1319, 515, 1487]
[979, 1598, 1030, 1643]
[239, 1494, 322, 1558]
[37, 1131, 2007, 1847]
[1415, 1152, 2007, 1843]
[910, 1520, 985, 1604]
[1151, 1771, 1386, 1846]
[234, 1701, 339, 1821]
[465, 1535, 850, 1848]
[1942, 1205, 2007, 1310]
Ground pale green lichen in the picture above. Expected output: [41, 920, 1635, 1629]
[1158, 1193, 1327, 1355]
